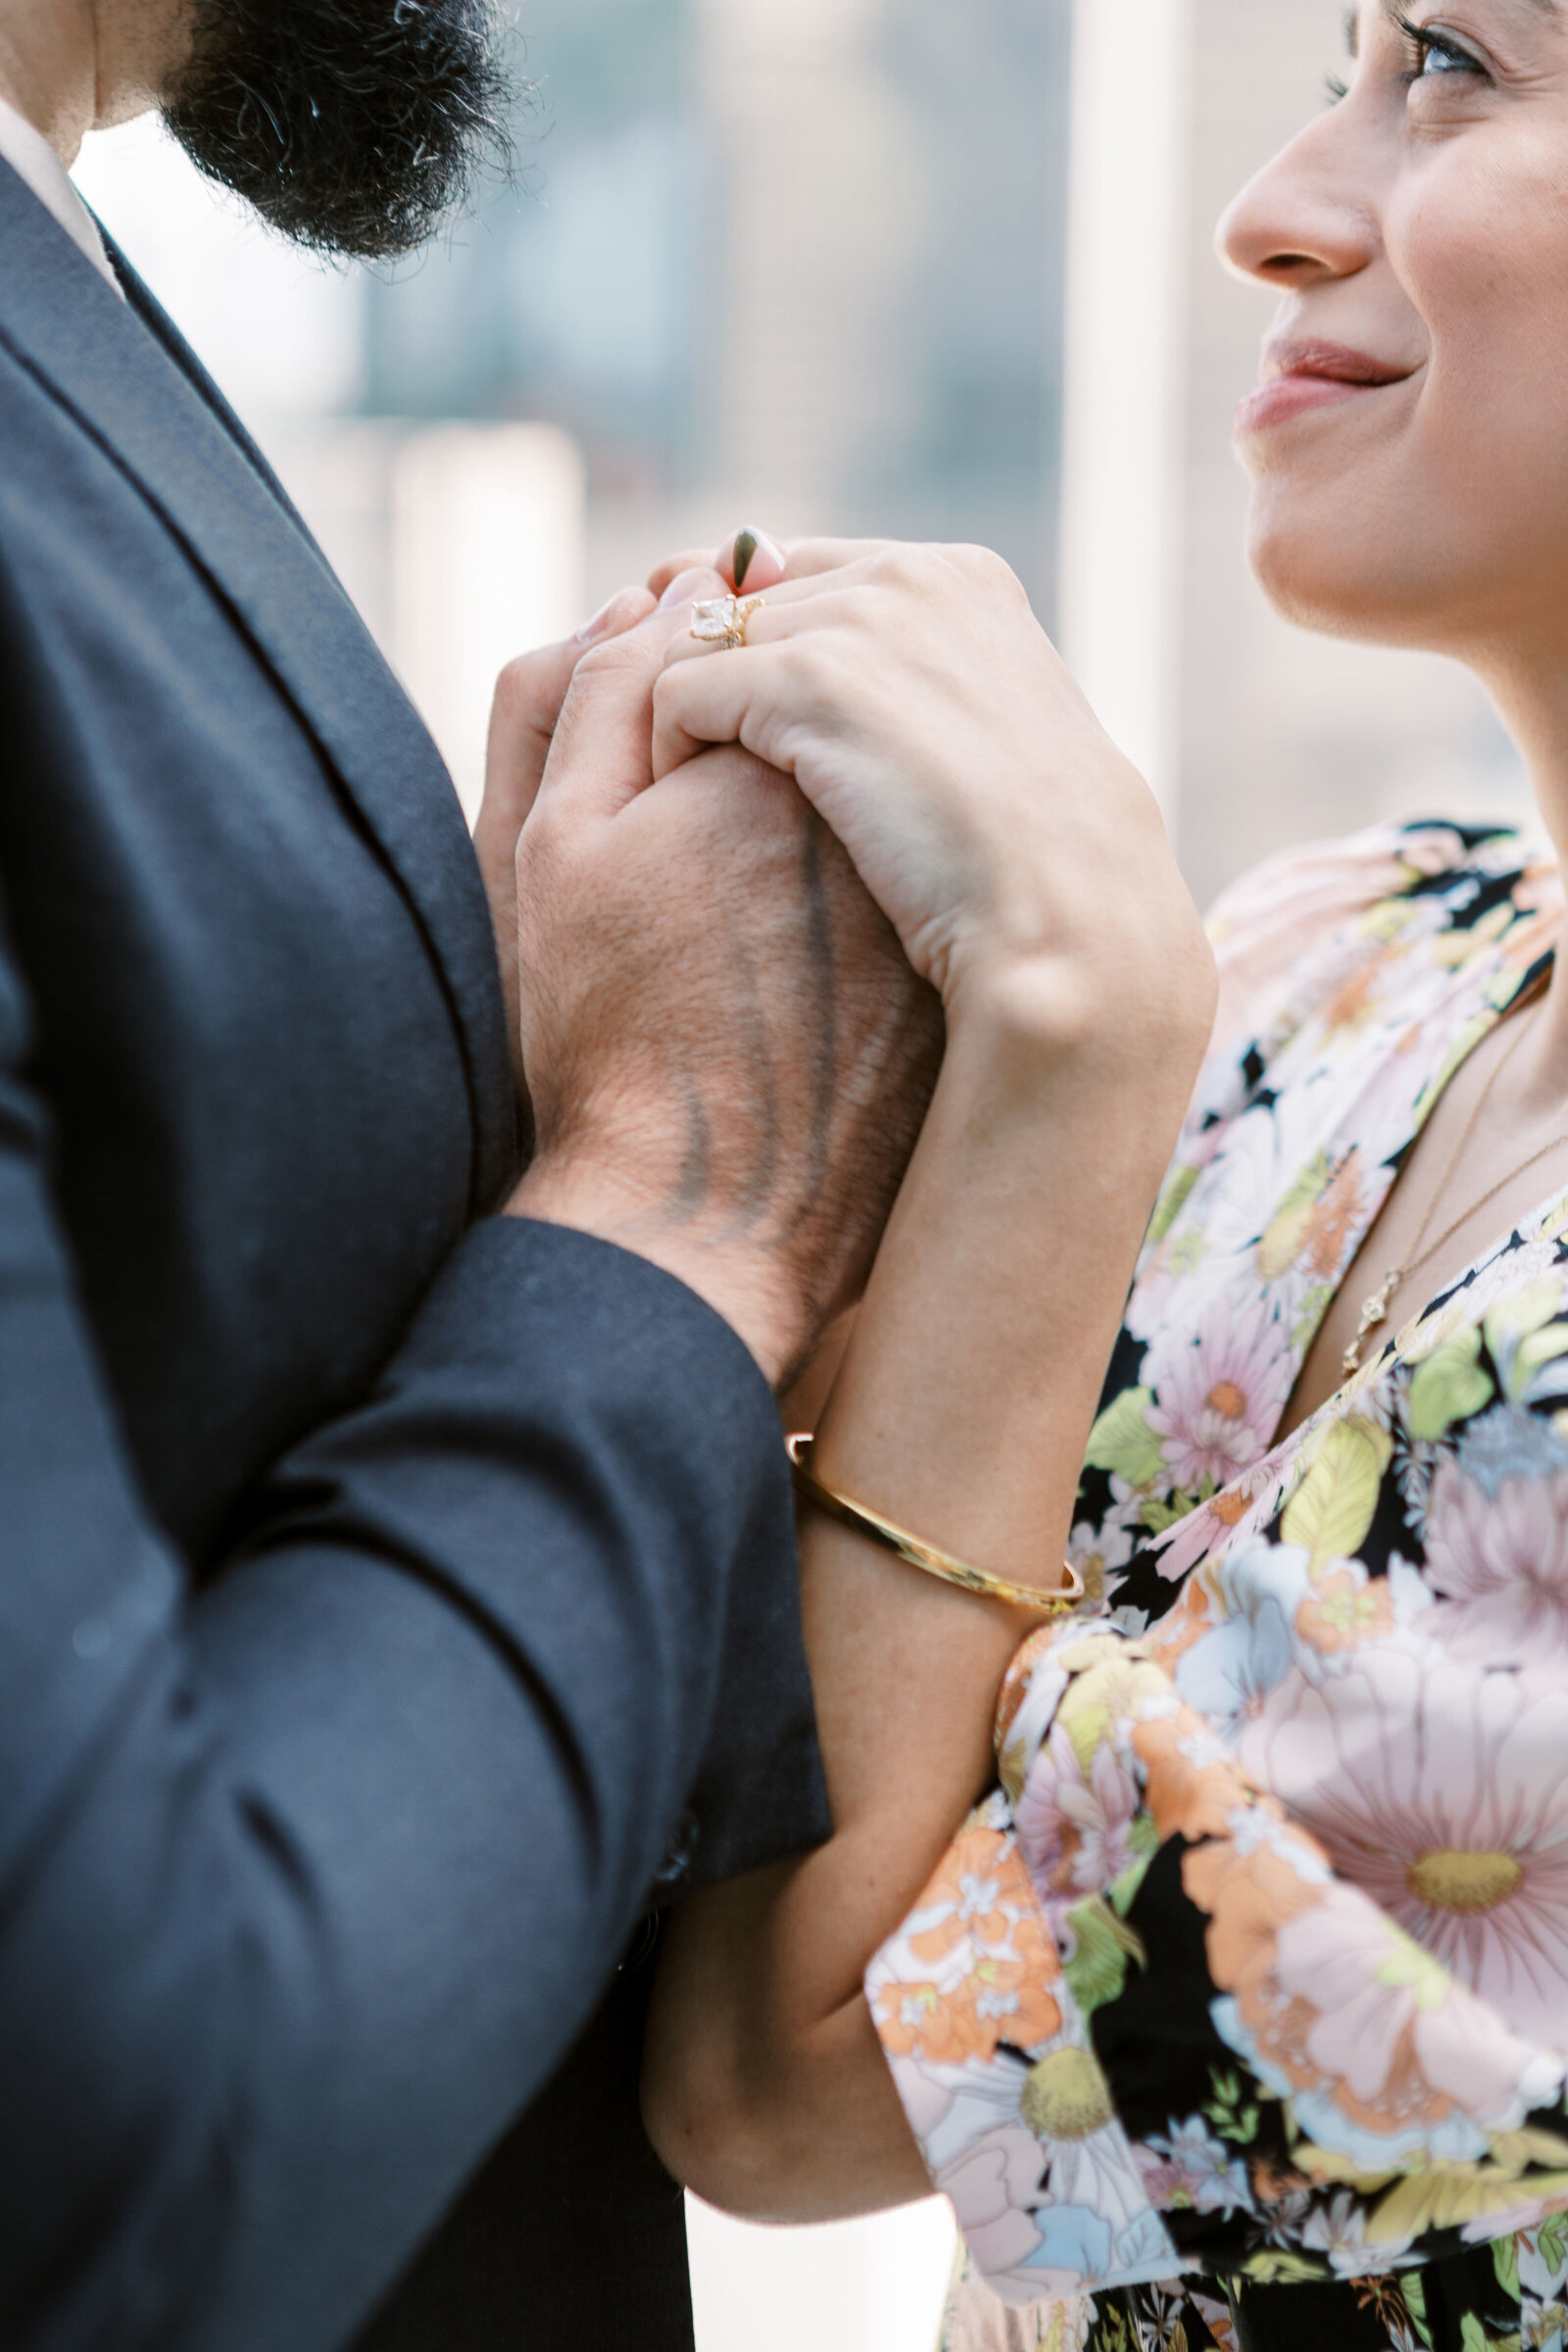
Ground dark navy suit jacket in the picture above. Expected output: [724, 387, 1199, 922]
[0, 158, 830, 2351]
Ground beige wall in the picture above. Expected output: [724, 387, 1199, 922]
[1171, 0, 1530, 908]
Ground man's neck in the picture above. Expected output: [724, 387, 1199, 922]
[0, 0, 186, 168]
[0, 0, 101, 165]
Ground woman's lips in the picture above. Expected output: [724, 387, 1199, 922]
[1236, 340, 1417, 438]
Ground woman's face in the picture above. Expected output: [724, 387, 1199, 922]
[1220, 2, 1568, 661]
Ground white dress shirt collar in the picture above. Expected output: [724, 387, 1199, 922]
[0, 93, 123, 296]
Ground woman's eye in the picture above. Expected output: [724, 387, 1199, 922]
[1417, 39, 1481, 74]
[1394, 15, 1491, 82]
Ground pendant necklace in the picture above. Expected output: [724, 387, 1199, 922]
[1343, 989, 1566, 1377]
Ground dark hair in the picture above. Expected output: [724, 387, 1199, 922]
[166, 0, 517, 262]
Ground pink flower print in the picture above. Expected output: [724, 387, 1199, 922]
[1067, 1518, 1135, 1608]
[1265, 1882, 1556, 2135]
[1147, 1299, 1295, 1493]
[1129, 2144, 1186, 2210]
[1425, 1456, 1568, 1669]
[1242, 1648, 1568, 2053]
[936, 2123, 1053, 2278]
[1151, 1459, 1290, 1586]
[1298, 2188, 1375, 2277]
[1139, 2116, 1253, 2218]
[1172, 1541, 1298, 1744]
[1014, 1723, 1142, 1920]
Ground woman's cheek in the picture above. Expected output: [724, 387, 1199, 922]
[1394, 129, 1568, 449]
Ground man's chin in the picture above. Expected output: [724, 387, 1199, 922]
[164, 0, 515, 261]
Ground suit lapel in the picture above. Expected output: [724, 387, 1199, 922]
[0, 159, 515, 1213]
[99, 222, 326, 554]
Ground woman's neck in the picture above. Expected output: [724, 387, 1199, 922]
[1471, 639, 1568, 1109]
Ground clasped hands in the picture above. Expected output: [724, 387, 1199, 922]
[476, 530, 1212, 1389]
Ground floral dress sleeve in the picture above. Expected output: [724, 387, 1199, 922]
[866, 1608, 1567, 2291]
[864, 822, 1568, 2352]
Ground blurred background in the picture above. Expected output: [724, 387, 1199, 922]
[71, 1, 1537, 2343]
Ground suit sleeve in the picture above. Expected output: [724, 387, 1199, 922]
[865, 1619, 1568, 2307]
[0, 905, 828, 2352]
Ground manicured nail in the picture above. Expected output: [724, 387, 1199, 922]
[732, 526, 782, 589]
[574, 594, 620, 645]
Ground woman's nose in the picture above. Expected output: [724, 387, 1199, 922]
[1217, 121, 1376, 292]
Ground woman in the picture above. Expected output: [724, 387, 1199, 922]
[627, 5, 1568, 2348]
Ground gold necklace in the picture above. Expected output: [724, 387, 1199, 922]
[1343, 994, 1567, 1377]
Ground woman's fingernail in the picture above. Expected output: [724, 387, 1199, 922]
[732, 527, 782, 588]
[574, 594, 621, 645]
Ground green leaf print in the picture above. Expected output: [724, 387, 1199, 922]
[1486, 1282, 1563, 1357]
[1257, 1151, 1334, 1284]
[1203, 2064, 1262, 2147]
[1514, 1324, 1568, 1394]
[1404, 2270, 1436, 2350]
[1064, 1895, 1147, 2020]
[1241, 2250, 1328, 2286]
[1407, 1330, 1494, 1442]
[1140, 1491, 1197, 1537]
[1292, 1283, 1336, 1352]
[1084, 1387, 1165, 1490]
[1107, 1814, 1161, 1918]
[1280, 1416, 1394, 1567]
[1457, 2316, 1520, 2352]
[1538, 2210, 1568, 2274]
[1493, 2234, 1522, 2306]
[1148, 1162, 1201, 1248]
[1486, 1282, 1568, 1400]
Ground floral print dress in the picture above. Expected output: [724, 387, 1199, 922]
[865, 822, 1568, 2352]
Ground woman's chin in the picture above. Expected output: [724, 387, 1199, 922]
[1247, 514, 1435, 649]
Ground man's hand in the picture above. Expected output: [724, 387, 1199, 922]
[474, 586, 657, 1108]
[504, 589, 943, 1390]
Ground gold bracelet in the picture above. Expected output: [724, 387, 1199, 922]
[786, 1435, 1086, 1618]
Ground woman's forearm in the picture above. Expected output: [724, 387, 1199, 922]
[643, 957, 1212, 2218]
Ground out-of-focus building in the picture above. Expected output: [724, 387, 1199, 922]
[349, 0, 1072, 615]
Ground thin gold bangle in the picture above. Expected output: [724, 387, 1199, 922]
[786, 1434, 1086, 1618]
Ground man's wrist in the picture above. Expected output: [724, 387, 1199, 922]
[507, 1160, 802, 1389]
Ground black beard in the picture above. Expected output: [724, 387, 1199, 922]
[164, 0, 515, 262]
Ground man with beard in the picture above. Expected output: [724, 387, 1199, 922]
[0, 1, 947, 2347]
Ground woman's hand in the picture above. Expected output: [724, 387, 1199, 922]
[651, 537, 1208, 1061]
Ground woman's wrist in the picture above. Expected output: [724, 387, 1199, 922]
[941, 926, 1215, 1110]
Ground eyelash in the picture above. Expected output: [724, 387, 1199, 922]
[1325, 12, 1491, 102]
[1392, 12, 1492, 81]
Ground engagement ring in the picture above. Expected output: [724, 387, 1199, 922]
[689, 594, 765, 652]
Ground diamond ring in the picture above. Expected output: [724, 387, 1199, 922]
[690, 593, 766, 652]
